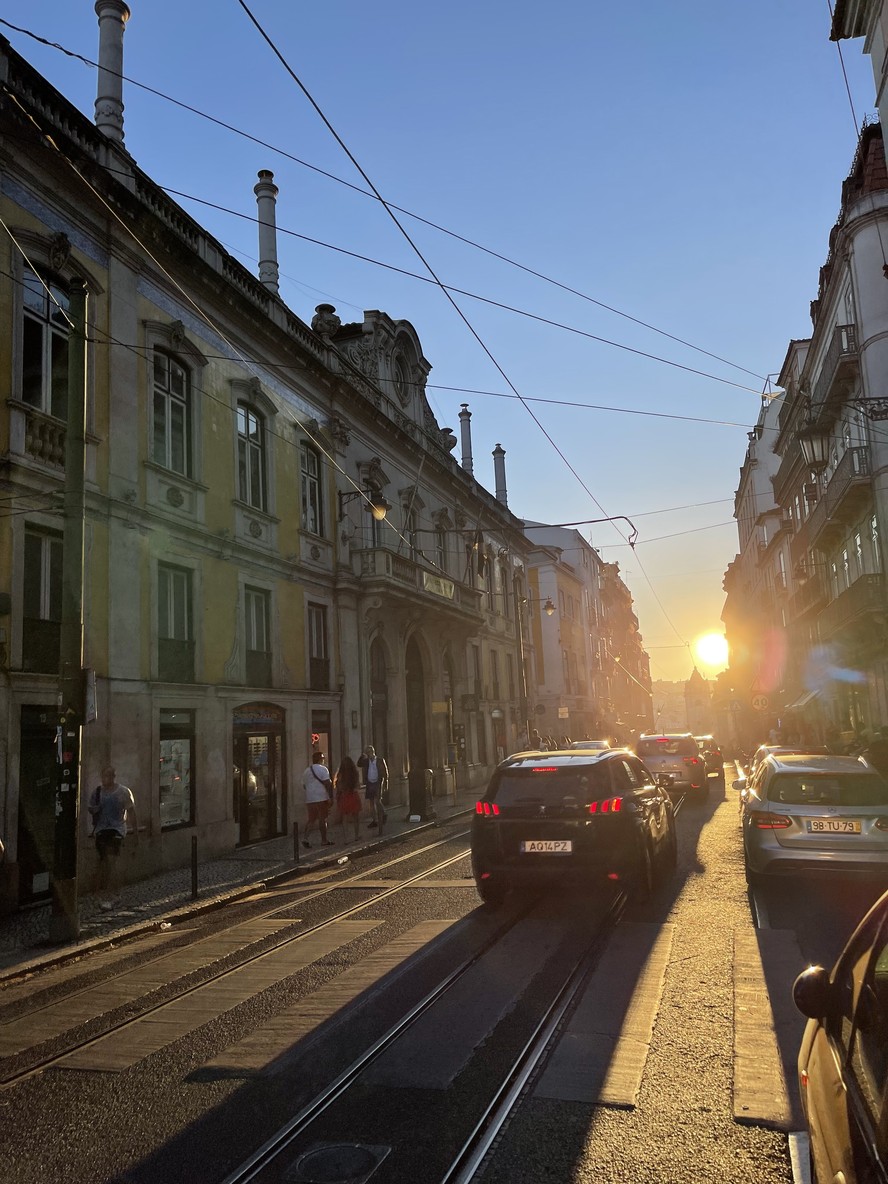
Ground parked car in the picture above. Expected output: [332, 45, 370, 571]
[635, 733, 708, 800]
[470, 748, 677, 906]
[568, 738, 611, 751]
[748, 744, 829, 778]
[793, 887, 888, 1184]
[694, 735, 725, 782]
[739, 753, 888, 885]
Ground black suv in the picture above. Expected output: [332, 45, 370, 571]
[470, 748, 677, 906]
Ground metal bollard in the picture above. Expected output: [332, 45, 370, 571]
[191, 835, 198, 900]
[293, 821, 299, 864]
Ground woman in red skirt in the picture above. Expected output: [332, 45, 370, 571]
[333, 755, 363, 842]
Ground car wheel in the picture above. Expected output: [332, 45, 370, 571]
[631, 840, 654, 902]
[744, 859, 765, 889]
[476, 879, 506, 906]
[658, 826, 678, 881]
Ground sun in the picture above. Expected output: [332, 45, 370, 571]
[693, 631, 729, 670]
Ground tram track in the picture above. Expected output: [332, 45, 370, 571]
[218, 891, 628, 1184]
[0, 829, 473, 1087]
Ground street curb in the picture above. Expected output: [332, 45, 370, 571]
[0, 808, 472, 985]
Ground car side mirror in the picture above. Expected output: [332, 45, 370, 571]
[732, 778, 747, 791]
[793, 965, 832, 1020]
[655, 773, 674, 788]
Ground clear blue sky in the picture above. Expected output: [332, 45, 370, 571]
[2, 2, 876, 680]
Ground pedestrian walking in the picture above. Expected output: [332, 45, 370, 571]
[87, 765, 139, 911]
[333, 755, 363, 843]
[301, 752, 335, 849]
[358, 745, 388, 831]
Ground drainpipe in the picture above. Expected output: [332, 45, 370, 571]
[94, 1, 130, 144]
[254, 171, 280, 295]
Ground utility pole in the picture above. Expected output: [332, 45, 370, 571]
[50, 279, 88, 943]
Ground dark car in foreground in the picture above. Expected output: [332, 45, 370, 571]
[793, 888, 888, 1184]
[635, 733, 708, 800]
[738, 753, 888, 884]
[470, 748, 677, 906]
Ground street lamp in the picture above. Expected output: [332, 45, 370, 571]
[338, 489, 392, 521]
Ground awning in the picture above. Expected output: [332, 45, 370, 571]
[783, 689, 820, 712]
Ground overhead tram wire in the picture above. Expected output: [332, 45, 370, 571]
[0, 17, 765, 385]
[0, 118, 772, 403]
[1, 35, 724, 646]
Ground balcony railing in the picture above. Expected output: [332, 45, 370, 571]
[157, 638, 195, 683]
[811, 323, 858, 417]
[21, 618, 60, 673]
[23, 408, 66, 468]
[818, 572, 886, 639]
[790, 573, 828, 618]
[246, 649, 273, 687]
[309, 656, 330, 691]
[354, 547, 484, 617]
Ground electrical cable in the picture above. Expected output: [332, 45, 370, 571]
[0, 16, 767, 383]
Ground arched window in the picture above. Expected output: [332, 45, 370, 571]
[22, 267, 70, 420]
[237, 403, 266, 510]
[153, 350, 191, 476]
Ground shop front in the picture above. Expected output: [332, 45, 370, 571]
[232, 703, 286, 846]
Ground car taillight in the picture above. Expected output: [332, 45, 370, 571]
[683, 757, 701, 766]
[751, 811, 792, 829]
[475, 801, 500, 816]
[589, 797, 623, 814]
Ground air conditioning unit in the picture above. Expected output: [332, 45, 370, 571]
[804, 483, 818, 505]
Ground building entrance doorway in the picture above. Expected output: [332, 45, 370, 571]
[233, 703, 286, 846]
[405, 636, 428, 778]
[17, 705, 57, 904]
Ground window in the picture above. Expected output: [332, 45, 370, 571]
[237, 404, 266, 510]
[245, 586, 271, 685]
[435, 529, 447, 572]
[22, 267, 69, 419]
[22, 528, 62, 672]
[308, 602, 329, 690]
[157, 564, 193, 682]
[403, 506, 418, 559]
[300, 443, 323, 535]
[490, 650, 500, 700]
[507, 654, 516, 700]
[152, 351, 191, 476]
[159, 709, 194, 828]
[873, 515, 882, 572]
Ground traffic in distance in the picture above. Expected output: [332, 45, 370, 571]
[471, 731, 888, 1184]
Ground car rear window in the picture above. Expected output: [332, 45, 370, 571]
[637, 738, 697, 758]
[768, 773, 888, 807]
[490, 766, 611, 807]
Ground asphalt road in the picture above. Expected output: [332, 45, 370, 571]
[1, 773, 869, 1184]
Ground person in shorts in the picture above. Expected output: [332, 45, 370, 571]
[88, 765, 138, 911]
[301, 752, 334, 848]
[358, 745, 388, 831]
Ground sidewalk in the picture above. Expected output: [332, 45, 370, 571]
[0, 788, 478, 982]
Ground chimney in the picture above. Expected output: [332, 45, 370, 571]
[254, 171, 280, 295]
[94, 1, 130, 144]
[459, 403, 474, 474]
[493, 443, 508, 505]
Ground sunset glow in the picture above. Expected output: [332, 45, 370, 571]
[694, 632, 729, 670]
